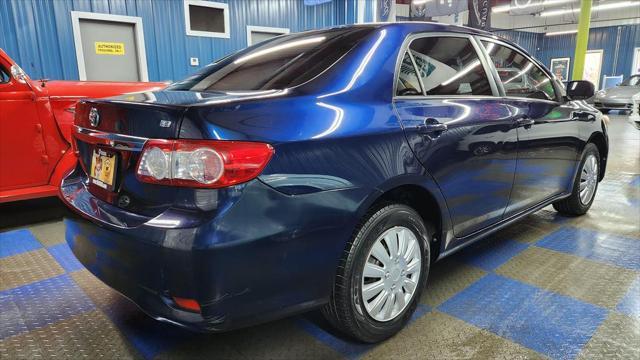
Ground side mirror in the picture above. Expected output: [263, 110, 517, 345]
[566, 80, 595, 100]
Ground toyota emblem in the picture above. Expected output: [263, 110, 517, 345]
[89, 107, 100, 127]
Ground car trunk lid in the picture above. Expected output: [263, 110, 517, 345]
[72, 99, 186, 214]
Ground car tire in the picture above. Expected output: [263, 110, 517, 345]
[553, 143, 600, 216]
[322, 203, 432, 343]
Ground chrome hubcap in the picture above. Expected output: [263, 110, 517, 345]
[361, 226, 421, 322]
[580, 154, 598, 205]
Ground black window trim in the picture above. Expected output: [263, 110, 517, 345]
[475, 36, 563, 104]
[392, 32, 500, 100]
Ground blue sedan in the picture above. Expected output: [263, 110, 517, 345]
[61, 22, 607, 342]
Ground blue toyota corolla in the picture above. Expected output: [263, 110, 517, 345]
[61, 22, 608, 342]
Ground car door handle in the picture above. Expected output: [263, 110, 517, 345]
[515, 116, 535, 128]
[418, 118, 448, 136]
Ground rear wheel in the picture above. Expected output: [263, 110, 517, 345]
[322, 204, 431, 343]
[553, 143, 600, 215]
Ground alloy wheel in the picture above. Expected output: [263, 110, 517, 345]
[579, 154, 598, 205]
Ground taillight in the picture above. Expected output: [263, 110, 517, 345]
[136, 139, 274, 188]
[172, 297, 201, 313]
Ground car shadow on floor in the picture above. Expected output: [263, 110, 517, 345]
[0, 197, 72, 229]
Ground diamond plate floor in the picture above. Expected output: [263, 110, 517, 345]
[0, 115, 638, 359]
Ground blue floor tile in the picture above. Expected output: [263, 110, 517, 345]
[48, 243, 84, 273]
[410, 303, 431, 321]
[537, 227, 640, 270]
[296, 317, 374, 360]
[296, 304, 430, 360]
[439, 274, 607, 360]
[0, 274, 95, 339]
[101, 297, 193, 360]
[458, 239, 529, 271]
[0, 229, 42, 258]
[616, 276, 640, 320]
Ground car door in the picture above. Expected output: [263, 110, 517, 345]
[393, 33, 520, 241]
[0, 64, 50, 191]
[478, 39, 584, 217]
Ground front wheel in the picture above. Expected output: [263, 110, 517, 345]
[322, 204, 431, 343]
[553, 143, 600, 215]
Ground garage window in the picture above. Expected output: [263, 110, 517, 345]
[184, 0, 230, 38]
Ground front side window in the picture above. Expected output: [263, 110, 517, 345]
[396, 52, 422, 96]
[482, 41, 557, 101]
[408, 36, 492, 96]
[169, 27, 374, 92]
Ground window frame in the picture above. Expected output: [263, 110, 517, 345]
[392, 32, 500, 100]
[476, 36, 563, 104]
[184, 0, 230, 39]
[395, 51, 424, 96]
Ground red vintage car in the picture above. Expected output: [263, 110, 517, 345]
[0, 49, 165, 203]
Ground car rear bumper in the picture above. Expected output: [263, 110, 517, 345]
[593, 99, 632, 110]
[64, 215, 217, 330]
[60, 168, 366, 331]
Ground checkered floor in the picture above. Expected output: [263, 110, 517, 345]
[1, 115, 638, 359]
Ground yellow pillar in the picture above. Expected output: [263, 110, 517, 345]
[571, 0, 592, 81]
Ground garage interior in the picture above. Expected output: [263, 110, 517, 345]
[1, 0, 639, 359]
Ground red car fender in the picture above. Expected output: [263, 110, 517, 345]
[50, 148, 78, 191]
[0, 48, 166, 203]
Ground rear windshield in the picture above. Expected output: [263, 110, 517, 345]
[168, 27, 375, 92]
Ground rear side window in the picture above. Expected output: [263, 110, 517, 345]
[396, 53, 422, 96]
[0, 67, 9, 83]
[482, 41, 557, 101]
[169, 27, 374, 92]
[408, 36, 492, 96]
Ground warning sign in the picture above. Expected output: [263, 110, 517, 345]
[95, 42, 125, 55]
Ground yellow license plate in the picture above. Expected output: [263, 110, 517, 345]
[90, 149, 116, 189]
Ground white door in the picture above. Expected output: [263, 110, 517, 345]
[583, 50, 603, 89]
[632, 47, 640, 75]
[79, 19, 140, 81]
[246, 26, 289, 46]
[72, 12, 149, 81]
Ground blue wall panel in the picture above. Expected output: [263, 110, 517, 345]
[0, 0, 359, 82]
[496, 30, 542, 56]
[494, 29, 541, 56]
[4, 0, 636, 84]
[364, 0, 374, 22]
[499, 25, 640, 81]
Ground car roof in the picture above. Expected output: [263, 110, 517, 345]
[325, 22, 522, 53]
[339, 22, 546, 76]
[343, 21, 494, 36]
